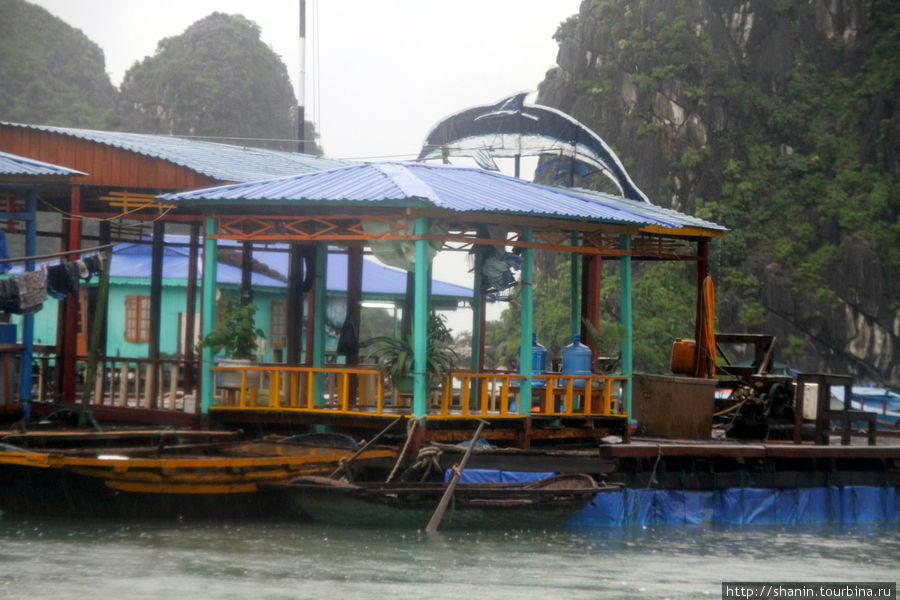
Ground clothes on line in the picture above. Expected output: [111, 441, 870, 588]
[0, 254, 103, 313]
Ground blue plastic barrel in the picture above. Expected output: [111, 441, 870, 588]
[531, 333, 547, 388]
[562, 334, 592, 389]
[517, 333, 547, 387]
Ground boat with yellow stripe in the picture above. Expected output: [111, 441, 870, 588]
[0, 430, 396, 518]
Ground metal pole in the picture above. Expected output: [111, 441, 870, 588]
[297, 0, 306, 153]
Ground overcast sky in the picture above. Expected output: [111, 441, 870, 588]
[29, 0, 581, 162]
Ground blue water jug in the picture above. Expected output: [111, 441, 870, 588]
[562, 334, 592, 389]
[531, 333, 547, 388]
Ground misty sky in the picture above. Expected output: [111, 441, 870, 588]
[29, 0, 581, 163]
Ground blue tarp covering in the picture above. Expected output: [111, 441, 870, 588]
[450, 469, 554, 484]
[451, 471, 900, 526]
[571, 486, 900, 527]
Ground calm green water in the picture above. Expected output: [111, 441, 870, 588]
[0, 516, 896, 599]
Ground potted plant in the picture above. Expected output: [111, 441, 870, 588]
[197, 294, 264, 388]
[366, 313, 458, 394]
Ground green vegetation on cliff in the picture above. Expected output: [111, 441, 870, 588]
[0, 0, 117, 127]
[535, 0, 899, 380]
[117, 12, 305, 151]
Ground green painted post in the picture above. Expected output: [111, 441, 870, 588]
[413, 217, 428, 418]
[518, 228, 534, 415]
[200, 217, 218, 414]
[570, 232, 581, 337]
[312, 241, 327, 405]
[470, 257, 483, 372]
[619, 234, 633, 418]
[469, 252, 484, 405]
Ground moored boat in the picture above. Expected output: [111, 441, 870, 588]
[0, 430, 395, 518]
[268, 472, 617, 530]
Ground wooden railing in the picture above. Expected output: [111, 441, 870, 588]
[31, 354, 198, 413]
[210, 364, 628, 420]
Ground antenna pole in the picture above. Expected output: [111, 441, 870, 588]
[297, 0, 306, 153]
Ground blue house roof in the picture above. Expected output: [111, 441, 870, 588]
[162, 161, 692, 228]
[108, 237, 472, 300]
[0, 150, 86, 178]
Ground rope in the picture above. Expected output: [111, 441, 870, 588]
[406, 446, 444, 482]
[385, 417, 419, 482]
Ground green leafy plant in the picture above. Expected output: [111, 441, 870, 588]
[365, 313, 458, 391]
[197, 294, 263, 360]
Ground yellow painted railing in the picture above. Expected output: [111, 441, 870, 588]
[210, 364, 627, 419]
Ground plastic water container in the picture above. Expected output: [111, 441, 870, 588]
[531, 333, 547, 388]
[562, 334, 592, 389]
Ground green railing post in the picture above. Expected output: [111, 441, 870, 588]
[518, 228, 533, 415]
[619, 234, 633, 418]
[200, 217, 218, 414]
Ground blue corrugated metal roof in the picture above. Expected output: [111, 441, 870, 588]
[569, 187, 728, 233]
[161, 161, 679, 227]
[2, 122, 349, 183]
[0, 150, 86, 178]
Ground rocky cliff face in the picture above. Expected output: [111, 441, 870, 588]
[539, 0, 899, 386]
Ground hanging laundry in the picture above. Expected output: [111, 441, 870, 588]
[16, 270, 46, 313]
[46, 262, 81, 300]
[0, 277, 18, 312]
[0, 270, 46, 314]
[82, 254, 102, 277]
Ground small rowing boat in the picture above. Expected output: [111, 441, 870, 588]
[269, 472, 617, 529]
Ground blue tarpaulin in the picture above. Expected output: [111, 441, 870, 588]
[451, 470, 900, 527]
[571, 486, 900, 527]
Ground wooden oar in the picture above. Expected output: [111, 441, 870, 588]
[328, 415, 405, 479]
[425, 418, 489, 533]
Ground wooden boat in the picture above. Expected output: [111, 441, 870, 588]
[0, 430, 395, 518]
[269, 473, 617, 529]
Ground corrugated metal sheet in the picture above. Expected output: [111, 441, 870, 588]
[570, 187, 728, 233]
[0, 150, 86, 178]
[162, 161, 684, 227]
[2, 122, 348, 183]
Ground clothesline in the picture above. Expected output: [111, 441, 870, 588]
[0, 243, 114, 265]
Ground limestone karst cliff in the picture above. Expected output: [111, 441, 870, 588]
[538, 0, 899, 386]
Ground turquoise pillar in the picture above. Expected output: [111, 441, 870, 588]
[470, 257, 484, 372]
[312, 241, 327, 405]
[18, 189, 37, 406]
[200, 217, 218, 414]
[517, 228, 534, 415]
[413, 217, 429, 417]
[570, 232, 581, 337]
[619, 234, 633, 417]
